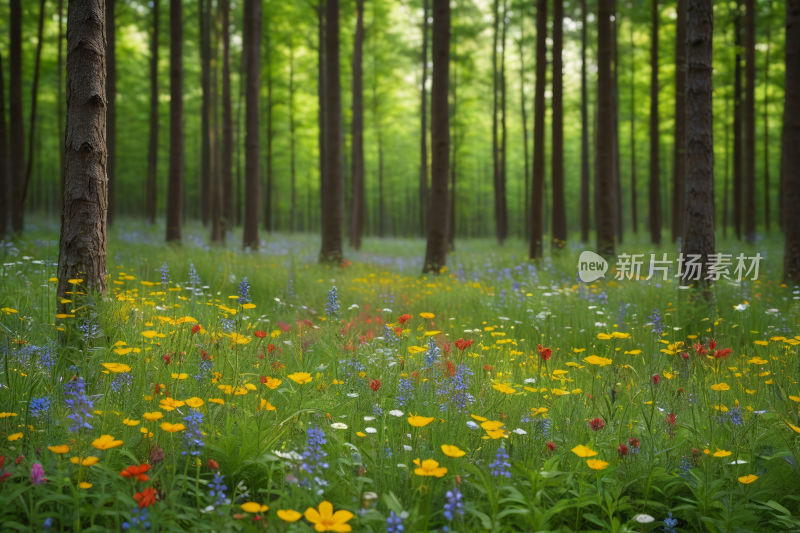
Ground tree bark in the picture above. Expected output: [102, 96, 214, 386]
[200, 0, 211, 227]
[423, 0, 450, 273]
[350, 0, 365, 249]
[146, 0, 159, 225]
[58, 0, 64, 216]
[20, 0, 46, 217]
[743, 0, 756, 242]
[530, 0, 547, 258]
[783, 0, 800, 280]
[552, 0, 566, 248]
[672, 0, 686, 242]
[242, 0, 260, 249]
[58, 0, 108, 305]
[613, 16, 622, 243]
[733, 6, 742, 239]
[320, 0, 344, 262]
[763, 0, 771, 232]
[166, 0, 183, 242]
[649, 0, 661, 245]
[9, 0, 24, 233]
[580, 0, 590, 243]
[595, 0, 616, 255]
[420, 0, 430, 236]
[0, 53, 7, 235]
[372, 9, 381, 239]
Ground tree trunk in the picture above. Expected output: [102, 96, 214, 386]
[0, 53, 7, 235]
[320, 0, 344, 262]
[290, 43, 297, 234]
[595, 0, 616, 255]
[743, 0, 756, 242]
[580, 0, 590, 243]
[630, 16, 637, 234]
[211, 0, 223, 243]
[499, 0, 508, 244]
[613, 17, 622, 244]
[58, 0, 108, 306]
[19, 0, 46, 217]
[372, 11, 380, 240]
[166, 0, 183, 242]
[350, 0, 364, 249]
[242, 0, 260, 249]
[733, 6, 742, 239]
[221, 0, 233, 234]
[683, 0, 715, 283]
[530, 0, 547, 258]
[763, 0, 771, 232]
[423, 0, 450, 273]
[420, 0, 430, 236]
[551, 0, 566, 248]
[146, 0, 159, 225]
[672, 0, 686, 242]
[519, 25, 530, 243]
[200, 0, 211, 226]
[783, 0, 800, 279]
[264, 26, 273, 233]
[649, 0, 661, 245]
[57, 0, 64, 216]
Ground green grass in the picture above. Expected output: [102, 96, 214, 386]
[1, 220, 800, 532]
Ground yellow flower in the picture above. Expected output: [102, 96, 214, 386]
[710, 383, 730, 391]
[259, 399, 277, 411]
[408, 346, 427, 354]
[160, 422, 186, 433]
[485, 429, 507, 439]
[263, 377, 282, 389]
[597, 333, 613, 340]
[277, 509, 302, 522]
[304, 501, 354, 532]
[356, 432, 367, 437]
[471, 414, 488, 422]
[611, 332, 630, 339]
[242, 303, 256, 309]
[79, 482, 93, 489]
[571, 445, 598, 458]
[424, 331, 441, 336]
[413, 458, 448, 477]
[441, 445, 466, 458]
[748, 357, 768, 365]
[241, 502, 269, 513]
[624, 349, 642, 355]
[171, 373, 188, 380]
[101, 363, 131, 373]
[419, 312, 435, 319]
[583, 355, 613, 366]
[492, 383, 516, 394]
[92, 435, 123, 450]
[712, 448, 732, 457]
[586, 459, 609, 470]
[68, 279, 83, 284]
[288, 372, 313, 385]
[159, 398, 185, 411]
[185, 397, 204, 408]
[790, 396, 800, 403]
[141, 331, 158, 339]
[70, 456, 99, 466]
[114, 347, 133, 355]
[143, 412, 163, 421]
[738, 474, 758, 484]
[122, 418, 140, 426]
[48, 445, 70, 454]
[209, 398, 225, 405]
[8, 433, 23, 442]
[754, 340, 769, 346]
[551, 388, 570, 396]
[245, 383, 257, 391]
[408, 415, 435, 427]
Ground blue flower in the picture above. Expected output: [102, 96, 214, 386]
[423, 337, 441, 366]
[160, 262, 170, 288]
[301, 427, 329, 490]
[188, 263, 201, 289]
[238, 277, 251, 304]
[208, 471, 228, 506]
[63, 377, 93, 432]
[386, 510, 404, 532]
[29, 396, 50, 418]
[443, 488, 464, 521]
[663, 512, 678, 533]
[489, 446, 511, 478]
[648, 308, 664, 335]
[181, 411, 205, 457]
[383, 325, 400, 345]
[325, 286, 340, 317]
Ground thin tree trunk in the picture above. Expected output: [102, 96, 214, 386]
[57, 0, 64, 216]
[783, 0, 800, 278]
[423, 0, 450, 273]
[530, 0, 547, 258]
[264, 24, 273, 233]
[733, 6, 743, 239]
[595, 0, 616, 255]
[519, 26, 531, 242]
[683, 0, 715, 284]
[672, 0, 686, 242]
[743, 0, 756, 242]
[492, 0, 500, 244]
[58, 0, 108, 307]
[221, 0, 233, 235]
[630, 15, 637, 234]
[613, 16, 622, 243]
[290, 43, 297, 234]
[166, 0, 183, 242]
[0, 53, 7, 235]
[146, 0, 159, 225]
[242, 0, 260, 249]
[649, 0, 661, 244]
[350, 0, 364, 249]
[320, 0, 344, 262]
[499, 0, 508, 244]
[763, 0, 771, 232]
[580, 0, 590, 243]
[552, 0, 566, 247]
[420, 0, 430, 236]
[19, 0, 46, 217]
[200, 0, 211, 226]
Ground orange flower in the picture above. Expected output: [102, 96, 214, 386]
[120, 463, 151, 482]
[134, 487, 157, 508]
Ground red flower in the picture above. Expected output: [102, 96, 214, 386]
[397, 314, 412, 325]
[191, 324, 202, 334]
[162, 354, 171, 365]
[618, 444, 628, 455]
[666, 413, 677, 426]
[208, 459, 219, 471]
[545, 441, 556, 452]
[120, 463, 151, 482]
[267, 343, 277, 353]
[693, 342, 706, 356]
[445, 360, 456, 378]
[681, 352, 689, 360]
[133, 487, 157, 508]
[629, 437, 641, 448]
[482, 364, 494, 372]
[260, 376, 267, 384]
[411, 371, 419, 380]
[651, 374, 661, 385]
[454, 338, 474, 351]
[254, 331, 267, 338]
[589, 417, 604, 431]
[714, 348, 732, 359]
[394, 326, 403, 336]
[200, 349, 212, 361]
[709, 338, 717, 350]
[678, 387, 684, 394]
[370, 379, 382, 392]
[0, 473, 10, 484]
[278, 321, 292, 333]
[441, 342, 452, 355]
[0, 457, 5, 469]
[537, 344, 552, 361]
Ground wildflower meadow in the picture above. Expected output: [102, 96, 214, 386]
[1, 226, 800, 532]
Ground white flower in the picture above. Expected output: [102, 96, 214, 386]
[272, 450, 303, 461]
[331, 423, 348, 430]
[283, 340, 293, 346]
[513, 428, 527, 435]
[363, 416, 376, 421]
[729, 460, 748, 464]
[382, 308, 393, 313]
[365, 427, 377, 434]
[397, 464, 407, 468]
[403, 445, 412, 452]
[363, 492, 378, 500]
[466, 421, 479, 429]
[735, 303, 749, 311]
[634, 514, 655, 524]
[389, 410, 404, 417]
[498, 316, 510, 321]
[347, 393, 359, 398]
[524, 378, 537, 384]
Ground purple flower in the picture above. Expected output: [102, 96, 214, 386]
[30, 463, 47, 485]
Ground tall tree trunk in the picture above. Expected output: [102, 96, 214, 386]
[350, 0, 364, 249]
[530, 0, 547, 258]
[166, 0, 183, 242]
[580, 0, 590, 243]
[19, 0, 46, 217]
[492, 0, 500, 244]
[683, 0, 715, 283]
[318, 0, 327, 233]
[290, 43, 297, 234]
[200, 0, 211, 227]
[221, 0, 233, 234]
[783, 0, 800, 278]
[763, 1, 771, 232]
[320, 0, 344, 262]
[146, 0, 159, 225]
[242, 0, 260, 249]
[649, 0, 661, 244]
[630, 16, 637, 234]
[423, 0, 450, 273]
[0, 53, 7, 235]
[595, 0, 616, 255]
[9, 0, 24, 233]
[551, 0, 566, 248]
[499, 0, 508, 244]
[613, 16, 622, 243]
[672, 0, 686, 242]
[519, 26, 530, 243]
[264, 26, 273, 233]
[743, 0, 756, 242]
[58, 0, 108, 306]
[420, 0, 430, 236]
[57, 0, 64, 215]
[733, 6, 743, 239]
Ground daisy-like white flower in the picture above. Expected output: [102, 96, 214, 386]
[389, 410, 404, 417]
[513, 428, 527, 435]
[331, 423, 348, 430]
[365, 427, 377, 434]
